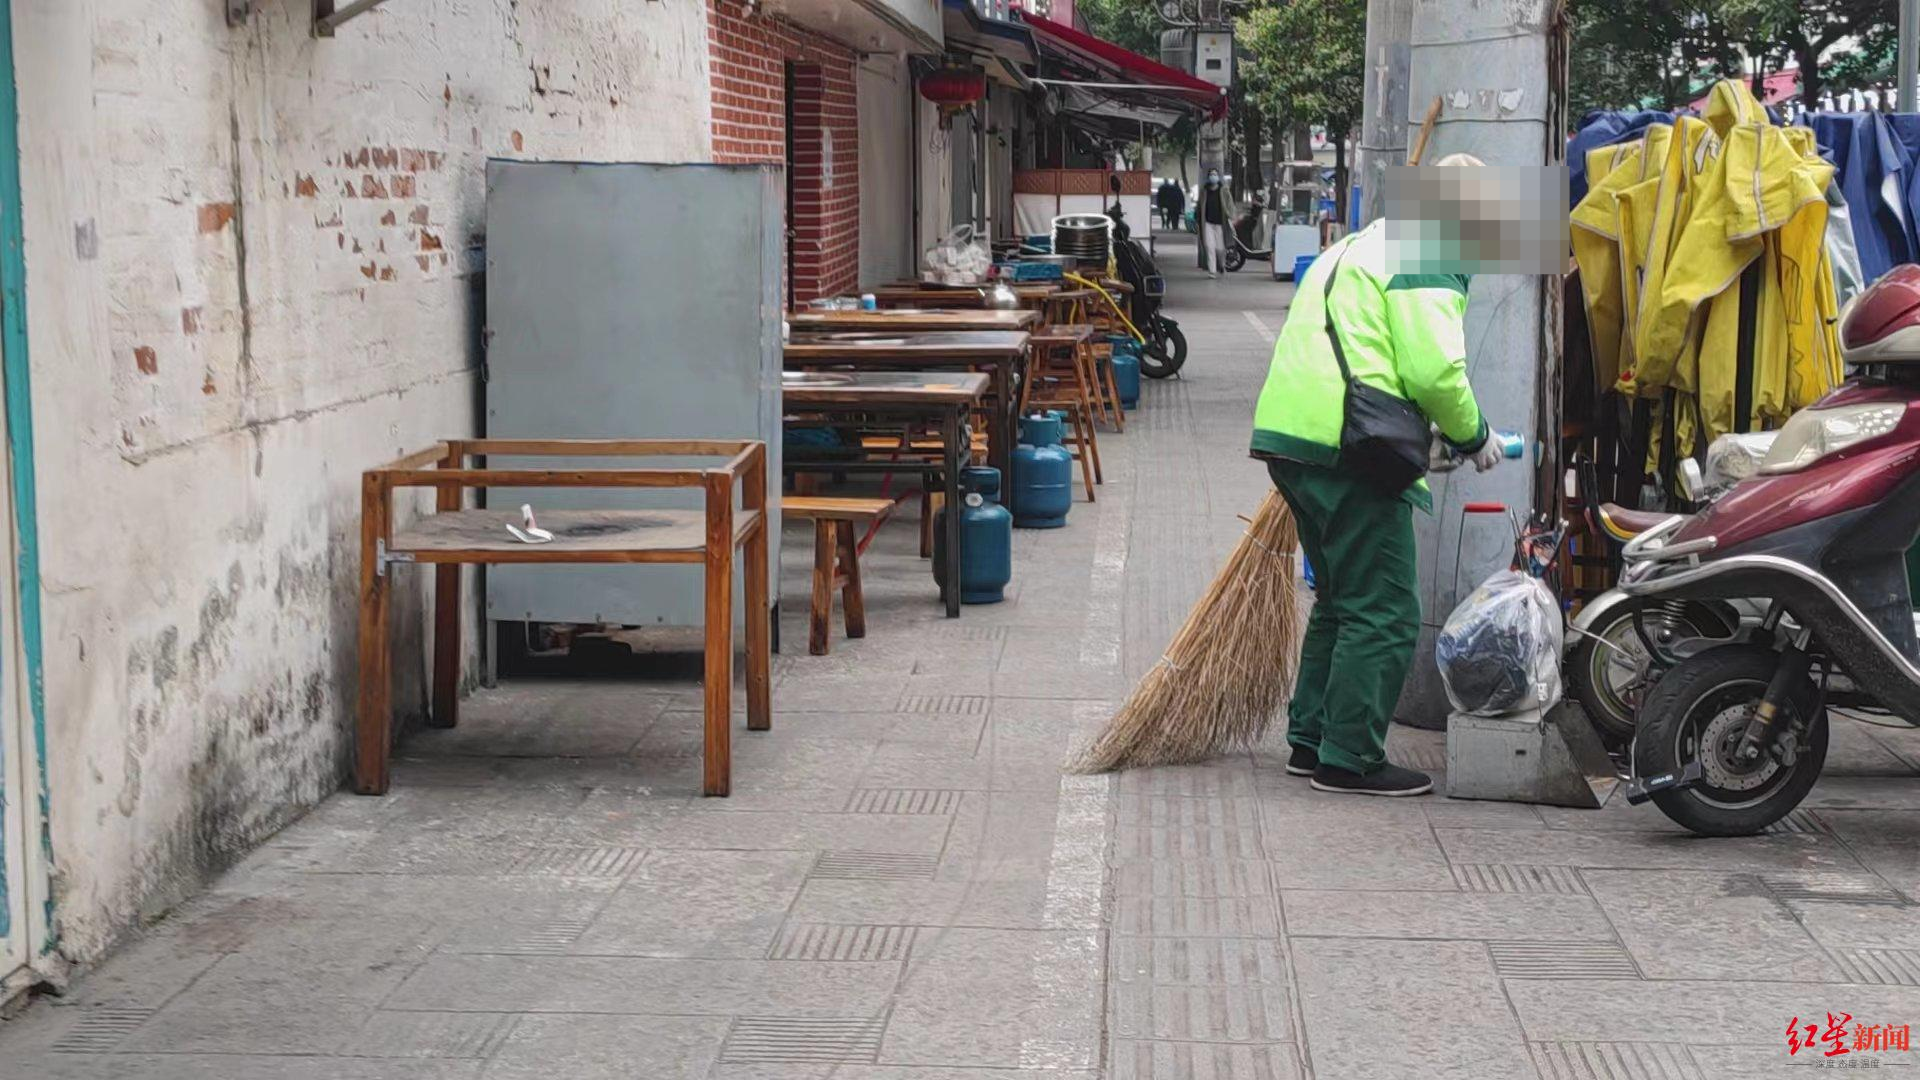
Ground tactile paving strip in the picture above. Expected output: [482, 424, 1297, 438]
[1452, 863, 1589, 895]
[1489, 942, 1642, 980]
[768, 923, 918, 962]
[718, 1016, 886, 1063]
[49, 1007, 156, 1053]
[844, 789, 962, 815]
[1530, 1041, 1703, 1080]
[809, 851, 939, 881]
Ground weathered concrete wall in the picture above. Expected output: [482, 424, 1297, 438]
[14, 0, 712, 962]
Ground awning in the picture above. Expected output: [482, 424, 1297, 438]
[941, 0, 1036, 87]
[1018, 12, 1227, 124]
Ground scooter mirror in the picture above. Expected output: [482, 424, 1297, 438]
[1677, 459, 1705, 503]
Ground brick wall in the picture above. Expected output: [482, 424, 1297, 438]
[707, 0, 860, 302]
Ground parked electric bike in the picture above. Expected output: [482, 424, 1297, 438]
[1107, 201, 1188, 378]
[1621, 264, 1920, 835]
[1222, 195, 1274, 274]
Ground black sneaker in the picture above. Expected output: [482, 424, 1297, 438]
[1285, 746, 1318, 776]
[1310, 763, 1434, 797]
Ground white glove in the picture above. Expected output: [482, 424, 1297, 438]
[1470, 438, 1504, 473]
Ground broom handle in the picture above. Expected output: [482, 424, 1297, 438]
[1409, 96, 1442, 166]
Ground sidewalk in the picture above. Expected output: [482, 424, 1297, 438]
[9, 231, 1920, 1079]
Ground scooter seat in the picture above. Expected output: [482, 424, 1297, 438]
[1598, 503, 1670, 542]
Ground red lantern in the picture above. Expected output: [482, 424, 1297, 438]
[919, 66, 987, 129]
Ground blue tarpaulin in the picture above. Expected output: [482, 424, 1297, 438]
[1805, 112, 1920, 284]
[1568, 110, 1674, 206]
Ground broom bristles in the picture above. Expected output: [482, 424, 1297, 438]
[1071, 492, 1303, 773]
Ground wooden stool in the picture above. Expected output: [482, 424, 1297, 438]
[784, 496, 892, 654]
[1020, 325, 1102, 499]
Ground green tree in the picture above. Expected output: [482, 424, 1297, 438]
[1718, 0, 1899, 108]
[1238, 0, 1365, 219]
[1075, 0, 1164, 54]
[1567, 0, 1743, 113]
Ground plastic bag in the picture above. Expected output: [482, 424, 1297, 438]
[923, 224, 993, 285]
[1702, 432, 1777, 495]
[1436, 569, 1563, 716]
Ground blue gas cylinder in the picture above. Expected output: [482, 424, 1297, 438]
[1011, 412, 1073, 528]
[931, 466, 1013, 604]
[1111, 349, 1141, 409]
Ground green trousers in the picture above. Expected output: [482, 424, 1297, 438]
[1267, 459, 1421, 775]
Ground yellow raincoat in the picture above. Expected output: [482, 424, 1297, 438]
[1571, 80, 1842, 460]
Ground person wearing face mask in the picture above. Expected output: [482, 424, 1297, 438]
[1199, 170, 1229, 277]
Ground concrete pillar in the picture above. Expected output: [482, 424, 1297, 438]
[1356, 0, 1412, 226]
[1393, 0, 1557, 728]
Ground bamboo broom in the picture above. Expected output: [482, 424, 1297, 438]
[1072, 99, 1447, 773]
[1071, 493, 1302, 772]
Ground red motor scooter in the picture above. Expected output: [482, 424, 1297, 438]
[1619, 264, 1920, 835]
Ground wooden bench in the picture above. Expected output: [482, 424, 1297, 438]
[357, 439, 770, 798]
[783, 495, 893, 654]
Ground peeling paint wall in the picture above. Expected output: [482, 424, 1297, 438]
[12, 0, 712, 962]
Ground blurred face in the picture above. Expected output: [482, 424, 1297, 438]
[1206, 172, 1220, 187]
[1383, 164, 1567, 275]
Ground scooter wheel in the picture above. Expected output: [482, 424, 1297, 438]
[1566, 599, 1734, 748]
[1632, 644, 1827, 837]
[1142, 324, 1187, 378]
[1225, 247, 1245, 273]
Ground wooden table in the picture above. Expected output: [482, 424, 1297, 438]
[783, 371, 989, 618]
[784, 330, 1029, 480]
[870, 282, 1060, 310]
[789, 308, 1039, 332]
[357, 439, 770, 798]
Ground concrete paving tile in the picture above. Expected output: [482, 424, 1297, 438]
[21, 1056, 485, 1080]
[407, 693, 669, 758]
[714, 1060, 1098, 1068]
[1784, 896, 1920, 952]
[569, 810, 951, 853]
[1264, 810, 1456, 892]
[1815, 810, 1920, 895]
[1435, 827, 1869, 873]
[1293, 938, 1535, 1080]
[1809, 775, 1920, 810]
[882, 928, 1103, 1069]
[1109, 1040, 1306, 1080]
[570, 850, 811, 958]
[1422, 797, 1548, 829]
[115, 996, 375, 1055]
[391, 953, 899, 1015]
[1582, 869, 1842, 982]
[1508, 978, 1920, 1046]
[713, 1070, 1101, 1080]
[479, 1013, 727, 1079]
[937, 790, 1060, 881]
[1824, 717, 1920, 777]
[1282, 889, 1616, 942]
[1121, 763, 1259, 798]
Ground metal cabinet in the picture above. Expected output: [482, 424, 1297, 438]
[483, 160, 783, 634]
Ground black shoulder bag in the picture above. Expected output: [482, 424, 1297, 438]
[1321, 249, 1430, 494]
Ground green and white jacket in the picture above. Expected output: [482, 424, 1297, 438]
[1248, 220, 1488, 509]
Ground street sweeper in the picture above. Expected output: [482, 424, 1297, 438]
[1247, 156, 1504, 796]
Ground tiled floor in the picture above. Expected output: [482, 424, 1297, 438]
[10, 233, 1920, 1078]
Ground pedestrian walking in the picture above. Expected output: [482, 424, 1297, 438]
[1199, 171, 1228, 277]
[1246, 154, 1502, 797]
[1168, 181, 1186, 232]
